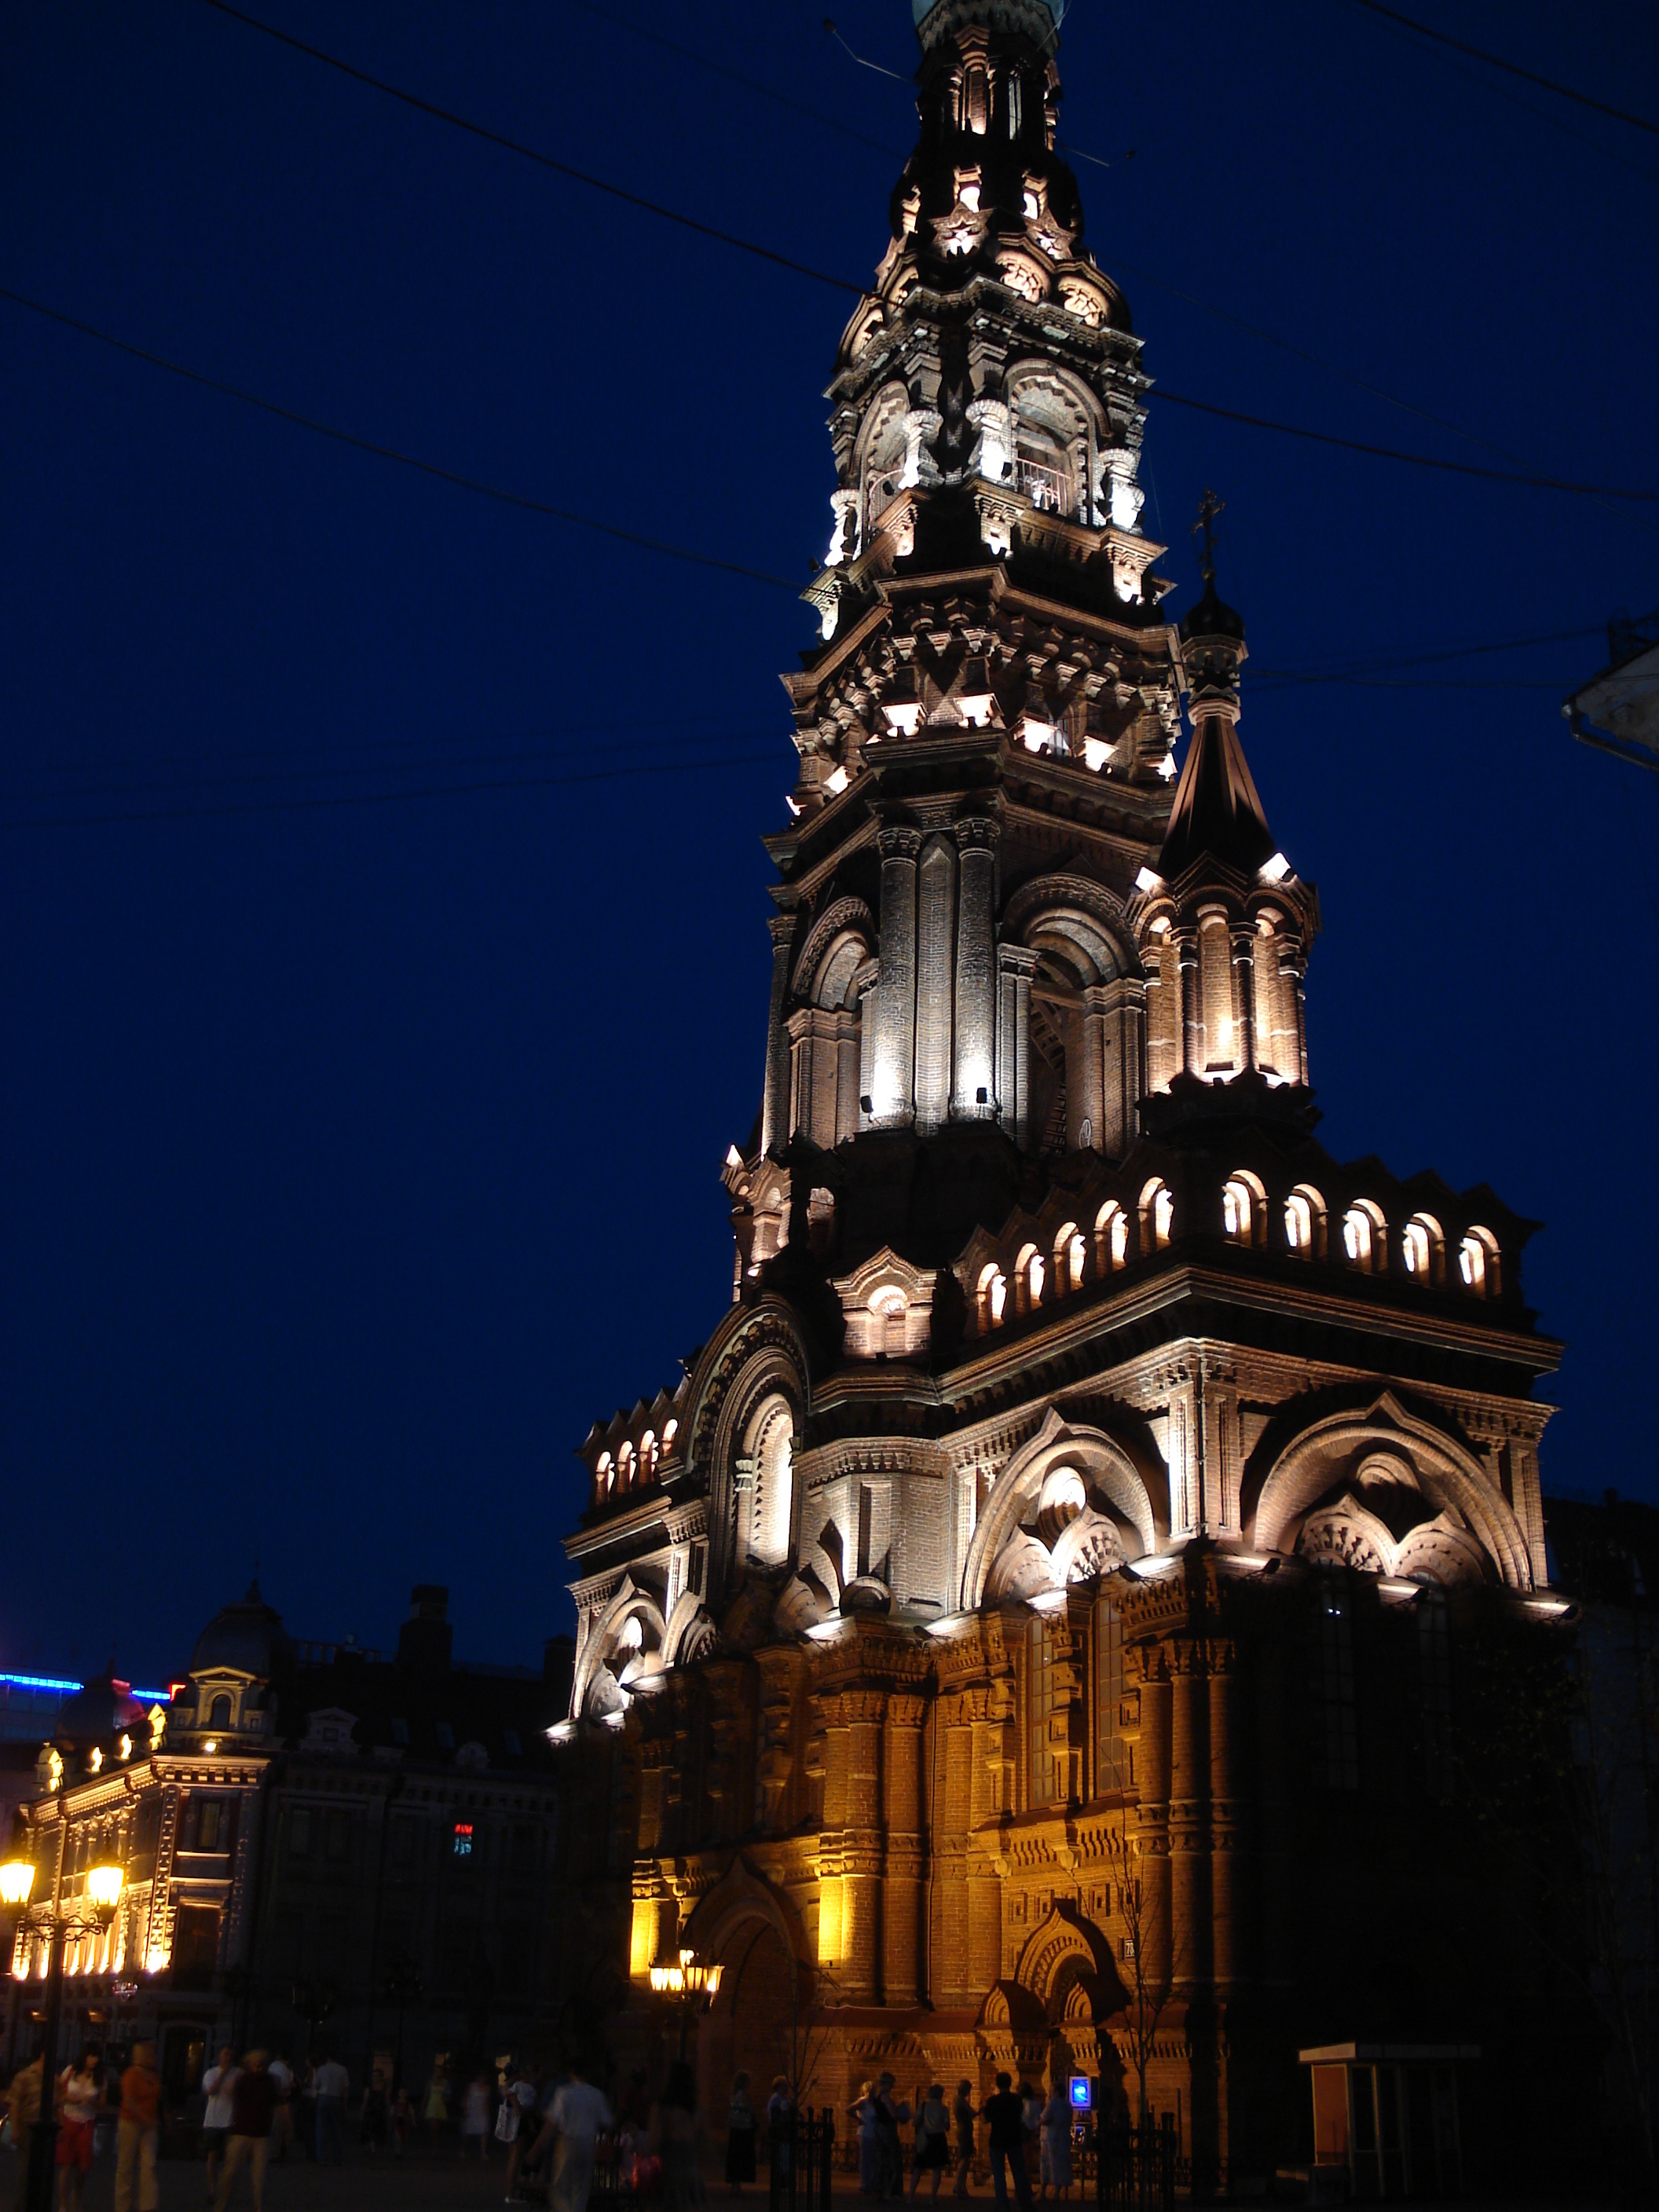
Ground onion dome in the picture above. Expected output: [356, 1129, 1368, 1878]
[189, 1579, 293, 1681]
[54, 1672, 148, 1747]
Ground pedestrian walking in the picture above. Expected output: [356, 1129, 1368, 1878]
[265, 2056, 293, 2163]
[908, 2086, 950, 2203]
[313, 2053, 348, 2164]
[461, 2071, 493, 2161]
[765, 2078, 794, 2187]
[1038, 2089, 1071, 2200]
[952, 2082, 976, 2199]
[851, 2082, 880, 2196]
[113, 2042, 162, 2212]
[361, 2069, 389, 2154]
[504, 2064, 540, 2197]
[423, 2067, 449, 2153]
[202, 2045, 240, 2200]
[980, 2075, 1032, 2212]
[650, 2060, 705, 2212]
[549, 2057, 616, 2212]
[726, 2071, 756, 2196]
[214, 2051, 275, 2212]
[53, 2045, 101, 2212]
[875, 2075, 910, 2201]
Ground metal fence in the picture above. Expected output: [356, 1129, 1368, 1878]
[1095, 2115, 1177, 2212]
[768, 2107, 837, 2212]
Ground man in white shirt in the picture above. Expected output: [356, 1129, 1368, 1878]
[548, 2064, 613, 2212]
[201, 2046, 240, 2198]
[266, 2056, 294, 2162]
[313, 2056, 349, 2165]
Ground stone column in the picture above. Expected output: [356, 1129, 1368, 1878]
[760, 912, 797, 1156]
[1283, 946, 1309, 1084]
[1230, 931, 1257, 1075]
[995, 944, 1038, 1147]
[951, 818, 999, 1118]
[1167, 1640, 1212, 2000]
[1208, 1644, 1237, 1994]
[1079, 985, 1111, 1151]
[914, 836, 958, 1133]
[869, 828, 921, 1126]
[833, 1009, 861, 1144]
[1130, 1644, 1173, 1988]
[882, 1693, 928, 2005]
[1176, 929, 1201, 1078]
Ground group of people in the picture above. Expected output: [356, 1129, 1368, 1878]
[3, 2039, 165, 2212]
[851, 2072, 1082, 2207]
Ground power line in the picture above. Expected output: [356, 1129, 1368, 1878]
[821, 20, 913, 86]
[192, 0, 863, 297]
[0, 749, 790, 833]
[0, 286, 804, 591]
[1251, 623, 1603, 680]
[180, 4, 1657, 507]
[1151, 386, 1659, 502]
[1346, 0, 1659, 138]
[558, 1, 899, 159]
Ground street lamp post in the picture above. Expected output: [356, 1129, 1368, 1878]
[648, 1946, 723, 2060]
[0, 1851, 125, 2212]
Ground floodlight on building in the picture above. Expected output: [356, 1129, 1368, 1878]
[1259, 852, 1291, 884]
[1134, 866, 1163, 894]
[822, 765, 851, 797]
[1082, 738, 1111, 773]
[203, 1740, 218, 1756]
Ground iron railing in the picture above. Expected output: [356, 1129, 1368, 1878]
[1094, 2115, 1177, 2212]
[768, 2106, 836, 2212]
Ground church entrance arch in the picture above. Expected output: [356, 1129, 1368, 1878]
[697, 1918, 799, 2122]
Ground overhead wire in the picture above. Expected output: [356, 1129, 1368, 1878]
[180, 0, 1658, 505]
[0, 286, 804, 592]
[1344, 0, 1659, 138]
[192, 0, 863, 297]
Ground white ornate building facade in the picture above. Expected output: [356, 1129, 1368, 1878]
[559, 0, 1569, 2180]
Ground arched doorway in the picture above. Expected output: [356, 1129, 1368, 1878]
[698, 1919, 800, 2121]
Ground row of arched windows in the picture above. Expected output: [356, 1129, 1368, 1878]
[972, 1182, 1174, 1334]
[1217, 1170, 1502, 1295]
[969, 1172, 1504, 1337]
[594, 1419, 679, 1506]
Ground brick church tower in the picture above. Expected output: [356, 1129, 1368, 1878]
[558, 0, 1566, 2177]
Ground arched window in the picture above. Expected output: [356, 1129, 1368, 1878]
[617, 1441, 635, 1491]
[1402, 1212, 1445, 1285]
[639, 1431, 657, 1481]
[1015, 1243, 1044, 1312]
[1007, 71, 1022, 137]
[978, 1263, 1008, 1330]
[961, 62, 988, 133]
[595, 1451, 613, 1500]
[1096, 1200, 1129, 1272]
[1141, 1179, 1174, 1251]
[1054, 1221, 1086, 1291]
[1223, 1171, 1265, 1247]
[1013, 418, 1073, 515]
[1459, 1227, 1500, 1296]
[209, 1694, 232, 1730]
[1342, 1201, 1386, 1273]
[873, 1287, 908, 1357]
[662, 1419, 678, 1453]
[742, 1395, 796, 1568]
[1284, 1184, 1326, 1258]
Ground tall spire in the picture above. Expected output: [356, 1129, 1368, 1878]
[1157, 491, 1273, 879]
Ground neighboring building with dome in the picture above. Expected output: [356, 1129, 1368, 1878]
[555, 0, 1588, 2188]
[3, 1583, 575, 2100]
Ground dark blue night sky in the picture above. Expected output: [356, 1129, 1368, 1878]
[2, 0, 1654, 1685]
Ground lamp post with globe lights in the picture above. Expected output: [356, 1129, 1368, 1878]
[0, 1850, 124, 2212]
[648, 1946, 722, 2060]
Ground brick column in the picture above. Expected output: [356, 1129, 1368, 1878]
[1207, 1643, 1237, 1994]
[1167, 1640, 1212, 1998]
[760, 912, 797, 1156]
[914, 836, 958, 1133]
[1176, 929, 1201, 1077]
[882, 1692, 928, 2004]
[995, 945, 1038, 1146]
[1230, 930, 1257, 1075]
[951, 817, 999, 1119]
[868, 828, 921, 1126]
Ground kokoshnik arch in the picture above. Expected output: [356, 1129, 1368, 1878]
[557, 0, 1566, 2175]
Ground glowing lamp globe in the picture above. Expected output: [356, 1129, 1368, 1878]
[0, 1860, 36, 1909]
[86, 1865, 125, 1915]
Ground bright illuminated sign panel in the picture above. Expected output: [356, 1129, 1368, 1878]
[1069, 2077, 1093, 2111]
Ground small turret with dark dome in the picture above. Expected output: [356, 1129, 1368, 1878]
[176, 1578, 291, 1749]
[52, 1671, 148, 1749]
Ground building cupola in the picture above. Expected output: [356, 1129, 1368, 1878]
[1133, 495, 1320, 1095]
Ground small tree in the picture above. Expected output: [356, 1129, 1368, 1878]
[1115, 1853, 1179, 2127]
